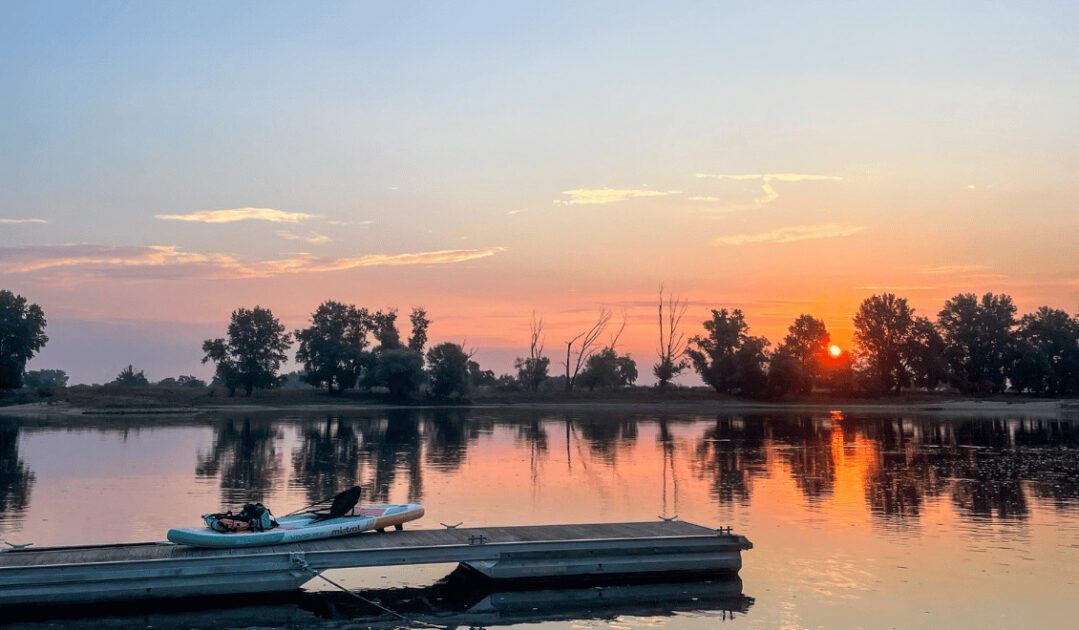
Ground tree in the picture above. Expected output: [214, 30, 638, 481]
[23, 369, 68, 393]
[937, 292, 1017, 394]
[178, 375, 207, 388]
[376, 347, 425, 400]
[426, 342, 471, 399]
[906, 316, 949, 390]
[654, 287, 689, 389]
[112, 364, 149, 387]
[1010, 307, 1079, 395]
[687, 308, 769, 396]
[563, 308, 612, 392]
[372, 309, 402, 350]
[853, 293, 915, 394]
[202, 306, 292, 397]
[407, 307, 430, 353]
[577, 348, 638, 391]
[294, 301, 372, 393]
[775, 314, 830, 393]
[467, 360, 497, 388]
[515, 312, 549, 392]
[766, 351, 809, 400]
[0, 290, 48, 390]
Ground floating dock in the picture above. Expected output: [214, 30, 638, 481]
[0, 521, 751, 607]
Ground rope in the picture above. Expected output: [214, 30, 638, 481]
[292, 556, 447, 629]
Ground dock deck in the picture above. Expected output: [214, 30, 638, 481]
[0, 521, 752, 607]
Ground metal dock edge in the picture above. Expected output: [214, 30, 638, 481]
[0, 521, 752, 606]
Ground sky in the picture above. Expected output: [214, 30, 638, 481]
[2, 1, 1077, 384]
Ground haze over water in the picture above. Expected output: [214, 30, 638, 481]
[2, 409, 1077, 628]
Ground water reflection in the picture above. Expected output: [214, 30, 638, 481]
[0, 425, 34, 530]
[4, 575, 751, 628]
[196, 418, 283, 506]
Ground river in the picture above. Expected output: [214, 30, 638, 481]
[2, 409, 1077, 628]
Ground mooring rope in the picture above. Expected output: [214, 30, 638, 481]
[292, 556, 447, 630]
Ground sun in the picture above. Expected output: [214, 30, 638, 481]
[829, 344, 842, 358]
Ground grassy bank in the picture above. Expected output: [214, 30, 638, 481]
[1, 385, 1076, 420]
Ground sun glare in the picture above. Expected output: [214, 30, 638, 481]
[829, 344, 842, 358]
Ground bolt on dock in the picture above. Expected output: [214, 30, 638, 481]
[0, 520, 752, 607]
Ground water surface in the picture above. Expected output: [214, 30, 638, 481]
[2, 409, 1077, 628]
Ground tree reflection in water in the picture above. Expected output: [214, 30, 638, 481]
[196, 418, 282, 506]
[190, 411, 1078, 528]
[0, 425, 34, 528]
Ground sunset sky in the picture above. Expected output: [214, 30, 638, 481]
[2, 1, 1077, 384]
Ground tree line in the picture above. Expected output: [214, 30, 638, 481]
[1, 287, 1077, 400]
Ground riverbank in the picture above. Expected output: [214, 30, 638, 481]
[1, 386, 1076, 420]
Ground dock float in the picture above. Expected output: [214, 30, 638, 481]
[0, 521, 751, 607]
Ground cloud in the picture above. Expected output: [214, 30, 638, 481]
[506, 208, 529, 215]
[686, 196, 720, 202]
[715, 223, 864, 245]
[155, 208, 315, 223]
[921, 264, 987, 275]
[694, 172, 842, 205]
[557, 188, 678, 205]
[0, 244, 504, 279]
[0, 218, 48, 224]
[276, 230, 331, 245]
[860, 285, 938, 291]
[327, 219, 374, 226]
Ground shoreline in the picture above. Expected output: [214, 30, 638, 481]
[2, 397, 1076, 421]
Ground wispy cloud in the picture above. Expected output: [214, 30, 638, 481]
[694, 172, 842, 205]
[276, 230, 331, 245]
[922, 264, 987, 275]
[327, 219, 374, 226]
[0, 218, 48, 224]
[155, 208, 315, 224]
[506, 208, 529, 215]
[716, 223, 864, 245]
[0, 244, 505, 279]
[686, 196, 720, 202]
[557, 188, 678, 205]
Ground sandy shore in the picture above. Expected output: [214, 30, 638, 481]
[2, 398, 1076, 420]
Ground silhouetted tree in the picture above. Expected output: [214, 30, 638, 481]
[111, 364, 149, 387]
[577, 348, 638, 391]
[687, 308, 769, 396]
[853, 293, 915, 394]
[178, 375, 206, 387]
[426, 342, 471, 399]
[515, 312, 549, 392]
[775, 314, 830, 393]
[372, 309, 402, 350]
[1010, 307, 1079, 395]
[563, 308, 612, 391]
[202, 306, 292, 397]
[654, 287, 689, 389]
[0, 290, 48, 390]
[407, 307, 430, 353]
[23, 369, 67, 393]
[467, 360, 497, 388]
[906, 316, 949, 389]
[294, 301, 372, 393]
[766, 351, 809, 399]
[376, 348, 425, 400]
[937, 293, 1017, 394]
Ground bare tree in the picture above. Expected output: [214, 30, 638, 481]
[654, 286, 689, 389]
[515, 312, 550, 392]
[564, 308, 612, 391]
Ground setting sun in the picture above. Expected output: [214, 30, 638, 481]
[829, 344, 842, 358]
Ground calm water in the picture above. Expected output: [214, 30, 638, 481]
[2, 409, 1078, 629]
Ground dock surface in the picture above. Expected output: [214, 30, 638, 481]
[0, 520, 752, 607]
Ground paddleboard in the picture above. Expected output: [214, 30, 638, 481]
[167, 503, 424, 548]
